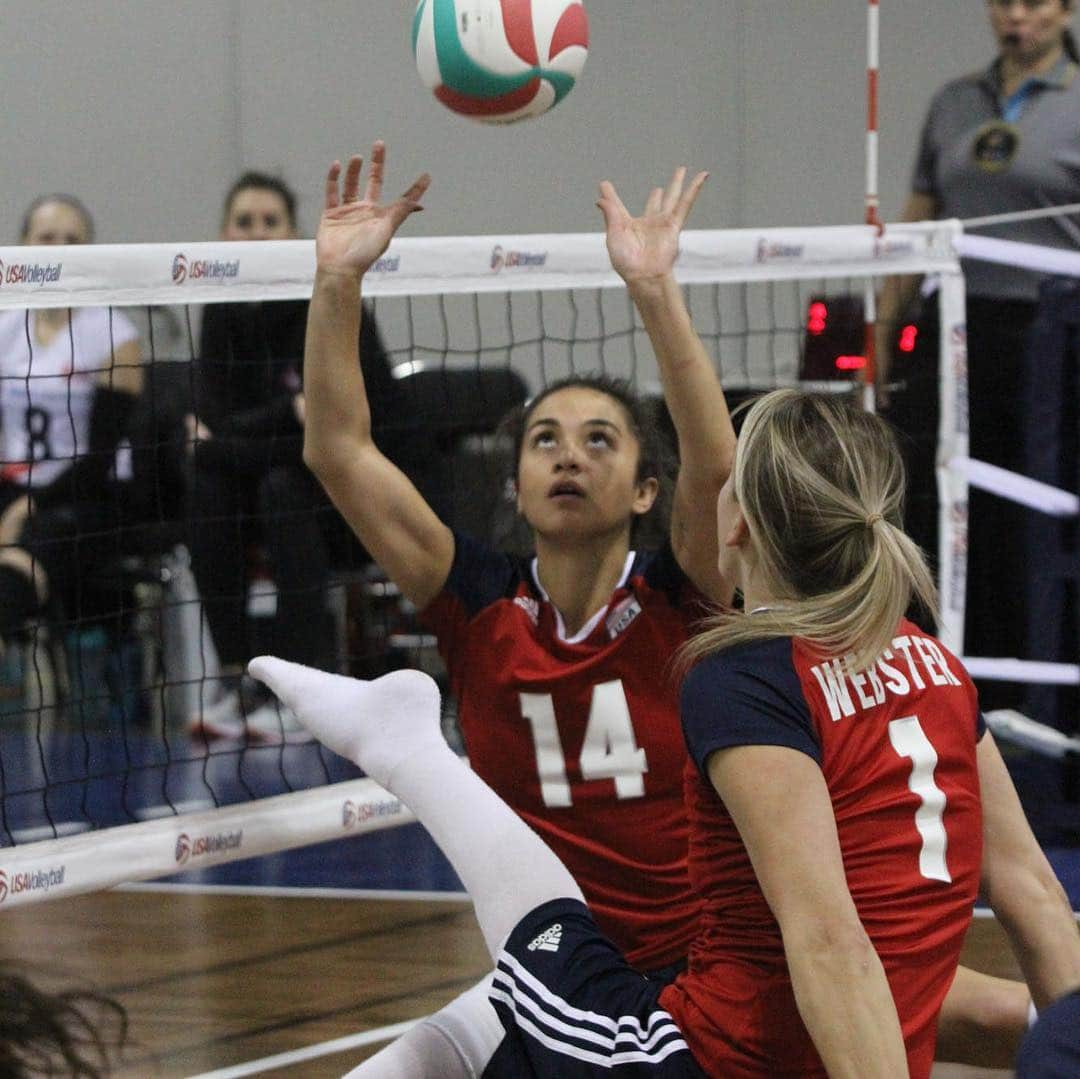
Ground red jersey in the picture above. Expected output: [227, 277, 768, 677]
[422, 532, 706, 969]
[660, 622, 983, 1079]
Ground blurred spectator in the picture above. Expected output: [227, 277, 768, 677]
[186, 172, 405, 740]
[0, 195, 143, 660]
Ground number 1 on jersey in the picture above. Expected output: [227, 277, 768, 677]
[520, 680, 648, 808]
[888, 715, 951, 883]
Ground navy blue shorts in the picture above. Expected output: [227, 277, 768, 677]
[484, 898, 706, 1077]
[1016, 989, 1080, 1078]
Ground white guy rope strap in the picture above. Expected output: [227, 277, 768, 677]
[953, 234, 1080, 279]
[963, 658, 1080, 686]
[985, 709, 1080, 759]
[962, 202, 1080, 230]
[949, 456, 1079, 517]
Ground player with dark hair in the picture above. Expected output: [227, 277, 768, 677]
[0, 964, 127, 1077]
[301, 143, 730, 1073]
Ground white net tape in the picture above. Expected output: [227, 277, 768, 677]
[0, 776, 412, 909]
[0, 223, 959, 309]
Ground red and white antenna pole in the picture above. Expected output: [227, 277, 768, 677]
[865, 0, 882, 233]
[862, 0, 882, 411]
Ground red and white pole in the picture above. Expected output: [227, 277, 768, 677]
[865, 0, 882, 232]
[863, 0, 882, 411]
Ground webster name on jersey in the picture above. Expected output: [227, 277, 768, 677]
[810, 633, 963, 723]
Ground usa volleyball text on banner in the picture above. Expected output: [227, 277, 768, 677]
[0, 222, 961, 309]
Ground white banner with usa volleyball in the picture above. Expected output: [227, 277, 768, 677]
[0, 778, 414, 909]
[0, 221, 961, 310]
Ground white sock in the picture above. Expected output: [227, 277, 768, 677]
[247, 657, 444, 786]
[344, 976, 502, 1078]
[247, 657, 584, 957]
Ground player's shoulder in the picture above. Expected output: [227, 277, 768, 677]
[627, 540, 703, 612]
[681, 636, 820, 767]
[683, 636, 798, 702]
[441, 529, 535, 617]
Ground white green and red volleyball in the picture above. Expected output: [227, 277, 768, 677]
[412, 0, 589, 123]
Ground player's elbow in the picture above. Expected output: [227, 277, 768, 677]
[986, 859, 1072, 933]
[303, 430, 362, 478]
[784, 910, 877, 979]
[302, 436, 329, 475]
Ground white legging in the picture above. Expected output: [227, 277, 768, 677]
[345, 976, 503, 1078]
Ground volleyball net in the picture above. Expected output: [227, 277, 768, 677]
[4, 216, 1047, 906]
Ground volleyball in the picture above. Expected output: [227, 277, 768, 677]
[412, 0, 589, 123]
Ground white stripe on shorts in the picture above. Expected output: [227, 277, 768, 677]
[491, 953, 689, 1066]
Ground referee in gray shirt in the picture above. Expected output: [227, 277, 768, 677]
[877, 0, 1079, 714]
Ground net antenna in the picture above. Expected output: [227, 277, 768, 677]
[0, 223, 962, 906]
[861, 0, 883, 412]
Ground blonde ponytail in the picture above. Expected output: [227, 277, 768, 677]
[684, 390, 937, 673]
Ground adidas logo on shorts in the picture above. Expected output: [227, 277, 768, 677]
[527, 923, 563, 953]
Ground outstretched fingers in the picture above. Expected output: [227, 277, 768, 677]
[341, 154, 364, 204]
[661, 166, 688, 214]
[400, 172, 432, 205]
[596, 179, 630, 226]
[674, 170, 709, 224]
[248, 656, 296, 710]
[324, 161, 343, 210]
[364, 140, 386, 204]
[385, 173, 431, 228]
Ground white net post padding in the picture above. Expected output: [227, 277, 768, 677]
[934, 267, 970, 654]
[939, 229, 1080, 688]
[0, 777, 413, 910]
[0, 221, 963, 904]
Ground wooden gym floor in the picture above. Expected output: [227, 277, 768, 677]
[0, 887, 1025, 1078]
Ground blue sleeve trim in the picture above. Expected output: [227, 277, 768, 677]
[633, 541, 688, 604]
[681, 638, 821, 776]
[443, 530, 525, 618]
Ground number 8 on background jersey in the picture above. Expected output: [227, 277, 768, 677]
[412, 0, 589, 123]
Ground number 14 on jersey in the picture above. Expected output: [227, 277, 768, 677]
[520, 681, 649, 808]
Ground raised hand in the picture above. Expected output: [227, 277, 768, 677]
[596, 167, 708, 285]
[316, 142, 430, 276]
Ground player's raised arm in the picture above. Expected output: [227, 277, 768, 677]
[302, 144, 454, 610]
[597, 169, 736, 604]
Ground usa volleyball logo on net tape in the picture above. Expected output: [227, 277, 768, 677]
[0, 258, 63, 288]
[171, 253, 240, 286]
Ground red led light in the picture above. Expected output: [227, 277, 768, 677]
[835, 355, 867, 371]
[807, 301, 828, 335]
[898, 324, 918, 353]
